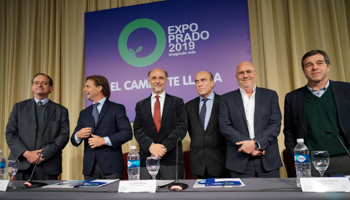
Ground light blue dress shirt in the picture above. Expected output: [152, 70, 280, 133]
[307, 79, 329, 98]
[199, 92, 215, 131]
[74, 97, 112, 146]
[34, 97, 49, 105]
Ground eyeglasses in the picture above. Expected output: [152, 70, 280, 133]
[237, 70, 255, 77]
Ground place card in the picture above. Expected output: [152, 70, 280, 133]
[118, 180, 156, 193]
[300, 177, 350, 192]
[0, 180, 9, 191]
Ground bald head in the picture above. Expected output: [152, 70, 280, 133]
[195, 71, 214, 98]
[235, 61, 257, 92]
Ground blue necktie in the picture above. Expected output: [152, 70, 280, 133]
[92, 103, 100, 125]
[200, 98, 208, 126]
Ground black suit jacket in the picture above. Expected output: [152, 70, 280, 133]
[284, 80, 350, 161]
[219, 87, 283, 173]
[133, 93, 187, 167]
[71, 99, 132, 175]
[186, 93, 226, 177]
[6, 99, 69, 176]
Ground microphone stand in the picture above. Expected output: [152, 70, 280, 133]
[168, 138, 188, 191]
[324, 130, 350, 158]
[22, 148, 48, 189]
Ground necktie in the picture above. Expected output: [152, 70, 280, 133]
[154, 95, 161, 133]
[200, 98, 208, 126]
[92, 103, 100, 125]
[38, 101, 42, 106]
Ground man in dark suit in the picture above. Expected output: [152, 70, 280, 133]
[219, 61, 282, 178]
[6, 73, 69, 180]
[186, 71, 226, 179]
[284, 49, 350, 176]
[133, 68, 187, 180]
[71, 75, 132, 180]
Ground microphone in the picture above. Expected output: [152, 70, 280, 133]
[168, 138, 188, 191]
[324, 130, 350, 157]
[22, 148, 48, 189]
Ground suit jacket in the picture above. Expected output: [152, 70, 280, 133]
[219, 87, 283, 173]
[186, 93, 226, 177]
[6, 99, 69, 176]
[71, 99, 132, 175]
[133, 93, 187, 167]
[284, 80, 350, 161]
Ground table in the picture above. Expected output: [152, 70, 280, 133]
[1, 178, 349, 200]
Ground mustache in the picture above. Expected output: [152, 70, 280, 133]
[153, 83, 163, 86]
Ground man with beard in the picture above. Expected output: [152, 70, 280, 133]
[133, 68, 187, 180]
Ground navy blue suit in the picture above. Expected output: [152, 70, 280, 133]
[71, 99, 132, 175]
[219, 87, 283, 173]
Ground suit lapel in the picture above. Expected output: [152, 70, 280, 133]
[299, 86, 307, 134]
[206, 93, 219, 131]
[42, 100, 56, 135]
[161, 94, 172, 132]
[146, 95, 157, 133]
[233, 89, 247, 127]
[29, 99, 37, 136]
[96, 99, 111, 128]
[254, 87, 261, 126]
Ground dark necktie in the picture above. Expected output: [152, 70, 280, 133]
[154, 95, 161, 133]
[92, 103, 100, 125]
[200, 98, 208, 126]
[38, 101, 42, 106]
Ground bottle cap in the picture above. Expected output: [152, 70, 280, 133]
[130, 146, 136, 150]
[297, 138, 304, 143]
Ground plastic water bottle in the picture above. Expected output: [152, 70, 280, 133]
[127, 146, 140, 180]
[0, 150, 6, 180]
[294, 138, 311, 187]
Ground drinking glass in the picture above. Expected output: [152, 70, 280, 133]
[311, 151, 329, 177]
[146, 156, 160, 179]
[6, 159, 19, 189]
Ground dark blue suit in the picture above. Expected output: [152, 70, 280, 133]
[71, 99, 132, 175]
[219, 87, 283, 174]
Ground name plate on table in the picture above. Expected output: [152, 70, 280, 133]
[300, 177, 350, 192]
[0, 180, 9, 191]
[118, 180, 156, 193]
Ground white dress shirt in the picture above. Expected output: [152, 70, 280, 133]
[239, 86, 256, 139]
[151, 91, 166, 118]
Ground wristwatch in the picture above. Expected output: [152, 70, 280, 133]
[254, 140, 260, 150]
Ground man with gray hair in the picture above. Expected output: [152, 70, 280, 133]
[134, 68, 187, 180]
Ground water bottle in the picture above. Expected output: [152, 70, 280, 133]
[294, 138, 311, 187]
[0, 150, 6, 180]
[127, 146, 140, 180]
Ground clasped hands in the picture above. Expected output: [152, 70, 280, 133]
[236, 140, 265, 157]
[23, 149, 45, 164]
[149, 143, 167, 159]
[77, 127, 105, 148]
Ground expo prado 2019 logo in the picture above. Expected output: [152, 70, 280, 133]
[118, 18, 166, 67]
[118, 18, 210, 67]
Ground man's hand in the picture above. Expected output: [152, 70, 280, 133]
[236, 140, 256, 154]
[88, 134, 105, 148]
[76, 127, 92, 139]
[149, 143, 167, 158]
[23, 150, 44, 164]
[251, 150, 266, 157]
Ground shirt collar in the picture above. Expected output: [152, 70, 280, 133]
[94, 97, 106, 107]
[152, 91, 166, 99]
[34, 97, 49, 105]
[307, 79, 329, 92]
[200, 91, 215, 101]
[239, 85, 256, 96]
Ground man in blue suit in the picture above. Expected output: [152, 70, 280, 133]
[71, 75, 132, 180]
[219, 61, 282, 178]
